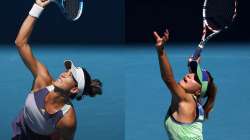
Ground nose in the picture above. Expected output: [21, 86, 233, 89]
[60, 71, 68, 78]
[64, 71, 73, 77]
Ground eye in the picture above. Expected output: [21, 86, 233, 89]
[72, 76, 78, 85]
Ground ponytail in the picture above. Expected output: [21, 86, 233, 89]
[203, 72, 217, 119]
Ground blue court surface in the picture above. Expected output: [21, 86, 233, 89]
[0, 45, 125, 140]
[125, 44, 250, 140]
[0, 44, 250, 140]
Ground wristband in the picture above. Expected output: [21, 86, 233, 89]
[29, 3, 44, 18]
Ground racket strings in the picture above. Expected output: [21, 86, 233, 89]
[206, 16, 231, 29]
[205, 0, 237, 30]
[64, 0, 81, 20]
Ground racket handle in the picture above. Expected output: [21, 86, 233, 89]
[192, 47, 202, 60]
[188, 47, 202, 67]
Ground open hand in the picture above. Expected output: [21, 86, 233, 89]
[153, 29, 169, 51]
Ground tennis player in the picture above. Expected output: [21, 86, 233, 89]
[153, 29, 217, 140]
[12, 0, 102, 139]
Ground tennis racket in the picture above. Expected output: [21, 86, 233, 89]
[51, 0, 85, 21]
[192, 0, 237, 59]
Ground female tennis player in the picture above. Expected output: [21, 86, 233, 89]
[153, 29, 217, 140]
[12, 0, 102, 140]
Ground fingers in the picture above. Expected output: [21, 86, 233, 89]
[164, 29, 169, 39]
[163, 31, 169, 42]
[164, 32, 169, 37]
[43, 0, 51, 6]
[36, 0, 51, 7]
[165, 29, 169, 34]
[153, 31, 160, 40]
[153, 29, 170, 38]
[162, 36, 167, 42]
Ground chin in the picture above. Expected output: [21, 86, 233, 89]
[179, 80, 184, 86]
[53, 80, 62, 88]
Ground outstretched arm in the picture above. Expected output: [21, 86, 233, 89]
[15, 0, 52, 90]
[153, 30, 185, 99]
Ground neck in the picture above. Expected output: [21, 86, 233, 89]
[49, 84, 70, 104]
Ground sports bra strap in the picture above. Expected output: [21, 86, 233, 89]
[47, 85, 55, 92]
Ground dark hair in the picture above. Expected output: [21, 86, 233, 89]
[70, 68, 103, 101]
[203, 71, 217, 119]
[88, 79, 103, 97]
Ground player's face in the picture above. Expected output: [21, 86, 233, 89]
[179, 73, 201, 95]
[54, 70, 77, 91]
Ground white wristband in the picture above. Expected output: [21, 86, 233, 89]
[29, 3, 44, 18]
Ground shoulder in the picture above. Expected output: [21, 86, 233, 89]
[57, 107, 77, 131]
[55, 107, 76, 139]
[178, 94, 197, 110]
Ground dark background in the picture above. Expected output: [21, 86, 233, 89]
[0, 0, 249, 44]
[0, 0, 124, 44]
[125, 0, 249, 44]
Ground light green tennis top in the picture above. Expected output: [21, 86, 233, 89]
[165, 100, 205, 140]
[165, 116, 203, 140]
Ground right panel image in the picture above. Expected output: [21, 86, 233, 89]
[125, 0, 250, 140]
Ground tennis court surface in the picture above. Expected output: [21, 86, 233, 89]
[1, 44, 250, 140]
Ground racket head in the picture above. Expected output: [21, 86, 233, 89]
[52, 0, 85, 21]
[204, 0, 237, 31]
[198, 0, 237, 48]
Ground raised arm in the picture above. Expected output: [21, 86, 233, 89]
[15, 0, 52, 90]
[153, 30, 185, 99]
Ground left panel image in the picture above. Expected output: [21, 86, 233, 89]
[0, 0, 125, 140]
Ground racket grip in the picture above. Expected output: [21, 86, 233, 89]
[192, 47, 202, 60]
[187, 47, 202, 67]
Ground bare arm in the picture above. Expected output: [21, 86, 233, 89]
[56, 109, 76, 140]
[58, 127, 75, 140]
[153, 30, 185, 99]
[15, 15, 42, 77]
[15, 0, 52, 90]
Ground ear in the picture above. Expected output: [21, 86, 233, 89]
[70, 87, 80, 94]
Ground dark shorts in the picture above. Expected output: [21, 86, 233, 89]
[11, 109, 52, 140]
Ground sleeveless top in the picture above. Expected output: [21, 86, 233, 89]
[23, 85, 72, 135]
[164, 96, 205, 140]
